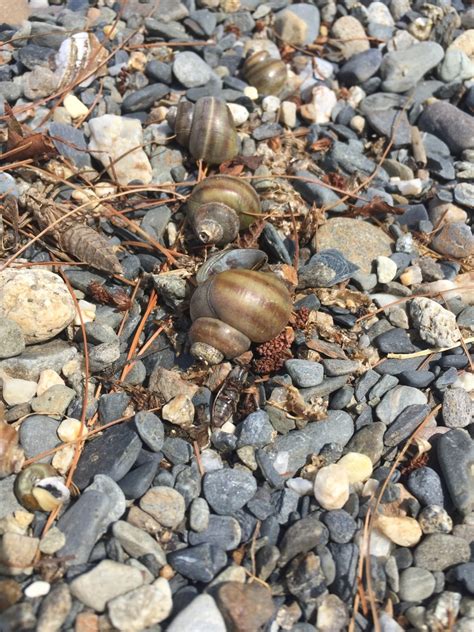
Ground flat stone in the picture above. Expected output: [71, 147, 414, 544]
[278, 514, 328, 567]
[298, 249, 358, 288]
[167, 544, 227, 583]
[431, 222, 474, 259]
[376, 385, 427, 424]
[285, 359, 324, 388]
[414, 534, 471, 571]
[314, 218, 392, 273]
[122, 83, 169, 113]
[139, 486, 186, 528]
[338, 49, 382, 86]
[166, 594, 226, 632]
[35, 582, 71, 632]
[374, 328, 417, 354]
[0, 477, 23, 520]
[331, 16, 369, 59]
[384, 404, 431, 447]
[112, 520, 166, 566]
[399, 567, 436, 602]
[346, 422, 386, 463]
[438, 429, 474, 515]
[134, 411, 165, 451]
[329, 542, 359, 602]
[69, 560, 145, 612]
[173, 51, 212, 88]
[294, 170, 347, 212]
[418, 101, 474, 155]
[108, 579, 172, 631]
[31, 385, 75, 417]
[73, 423, 142, 490]
[215, 582, 275, 632]
[380, 42, 444, 93]
[203, 468, 257, 515]
[442, 388, 472, 428]
[0, 269, 75, 344]
[188, 515, 241, 551]
[49, 122, 91, 169]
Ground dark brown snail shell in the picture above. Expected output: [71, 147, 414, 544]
[187, 175, 262, 245]
[243, 51, 287, 96]
[189, 269, 292, 359]
[171, 97, 239, 165]
[0, 420, 24, 479]
[14, 463, 70, 512]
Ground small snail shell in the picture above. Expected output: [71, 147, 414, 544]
[0, 421, 25, 480]
[14, 464, 70, 512]
[187, 176, 261, 245]
[189, 269, 292, 359]
[243, 51, 288, 96]
[170, 97, 239, 165]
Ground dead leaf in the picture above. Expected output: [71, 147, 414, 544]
[2, 104, 57, 162]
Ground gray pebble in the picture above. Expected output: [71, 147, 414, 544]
[188, 515, 241, 551]
[285, 359, 324, 388]
[134, 411, 165, 452]
[399, 567, 436, 602]
[376, 385, 427, 424]
[173, 51, 213, 88]
[442, 388, 472, 428]
[414, 534, 470, 571]
[407, 467, 445, 507]
[19, 415, 60, 463]
[167, 544, 227, 583]
[189, 497, 210, 533]
[438, 429, 474, 515]
[0, 318, 25, 358]
[203, 468, 257, 515]
[237, 410, 274, 448]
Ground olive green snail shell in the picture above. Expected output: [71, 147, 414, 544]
[243, 51, 288, 96]
[174, 97, 239, 165]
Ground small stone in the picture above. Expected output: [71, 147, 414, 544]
[122, 84, 170, 113]
[442, 388, 472, 428]
[36, 582, 71, 632]
[88, 115, 152, 186]
[189, 515, 241, 551]
[376, 385, 427, 424]
[314, 464, 350, 510]
[376, 515, 422, 547]
[410, 298, 460, 348]
[36, 369, 64, 397]
[407, 467, 444, 506]
[301, 85, 337, 124]
[0, 269, 76, 344]
[203, 468, 257, 515]
[173, 51, 213, 88]
[162, 394, 194, 427]
[438, 429, 474, 515]
[133, 411, 164, 452]
[285, 359, 324, 388]
[298, 250, 358, 288]
[237, 410, 274, 448]
[338, 49, 382, 86]
[431, 222, 474, 259]
[70, 560, 145, 612]
[337, 452, 373, 483]
[0, 578, 22, 611]
[1, 376, 37, 405]
[227, 102, 249, 126]
[454, 182, 474, 209]
[166, 594, 226, 632]
[107, 579, 172, 631]
[321, 510, 357, 545]
[189, 497, 210, 532]
[31, 384, 75, 417]
[0, 319, 25, 359]
[414, 534, 471, 571]
[140, 486, 185, 528]
[38, 527, 66, 555]
[380, 42, 444, 93]
[19, 415, 60, 462]
[63, 93, 88, 118]
[278, 514, 328, 566]
[317, 594, 349, 632]
[399, 567, 436, 602]
[24, 581, 50, 599]
[167, 544, 227, 583]
[376, 256, 397, 283]
[274, 4, 320, 47]
[419, 505, 453, 534]
[0, 533, 39, 576]
[149, 367, 198, 402]
[279, 101, 297, 128]
[418, 101, 474, 155]
[216, 582, 275, 632]
[112, 520, 166, 565]
[331, 16, 369, 59]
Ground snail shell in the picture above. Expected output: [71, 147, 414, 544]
[187, 176, 262, 245]
[0, 420, 25, 480]
[171, 97, 239, 165]
[243, 51, 287, 96]
[14, 464, 70, 512]
[54, 32, 108, 90]
[189, 269, 292, 359]
[196, 248, 268, 284]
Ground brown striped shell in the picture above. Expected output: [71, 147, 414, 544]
[173, 97, 239, 165]
[187, 175, 261, 245]
[14, 463, 70, 512]
[243, 51, 287, 96]
[189, 269, 292, 359]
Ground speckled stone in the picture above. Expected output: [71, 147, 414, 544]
[314, 218, 393, 273]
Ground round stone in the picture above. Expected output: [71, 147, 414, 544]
[337, 452, 373, 484]
[314, 464, 350, 510]
[0, 269, 76, 344]
[418, 505, 453, 534]
[172, 51, 212, 88]
[203, 468, 257, 515]
[399, 567, 436, 602]
[139, 487, 186, 529]
[376, 515, 422, 547]
[314, 218, 393, 273]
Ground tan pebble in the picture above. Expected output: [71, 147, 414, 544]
[103, 24, 118, 39]
[376, 515, 422, 547]
[74, 611, 100, 632]
[63, 94, 89, 119]
[57, 417, 83, 442]
[244, 86, 258, 100]
[128, 51, 147, 72]
[39, 527, 66, 555]
[161, 394, 194, 427]
[74, 300, 96, 325]
[400, 265, 423, 286]
[37, 369, 65, 397]
[314, 464, 350, 510]
[2, 376, 37, 405]
[52, 444, 75, 475]
[337, 452, 373, 484]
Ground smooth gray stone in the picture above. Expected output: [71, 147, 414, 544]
[407, 466, 445, 507]
[173, 51, 213, 88]
[166, 595, 226, 632]
[57, 475, 126, 566]
[438, 429, 474, 515]
[384, 404, 431, 447]
[167, 544, 227, 583]
[329, 542, 359, 601]
[203, 468, 256, 515]
[293, 170, 347, 212]
[419, 101, 474, 154]
[19, 415, 60, 463]
[0, 340, 77, 381]
[376, 386, 427, 424]
[122, 84, 169, 113]
[366, 109, 411, 147]
[134, 411, 165, 452]
[188, 515, 241, 551]
[278, 514, 328, 566]
[285, 359, 324, 388]
[236, 410, 274, 448]
[49, 123, 92, 169]
[380, 42, 444, 93]
[338, 49, 382, 85]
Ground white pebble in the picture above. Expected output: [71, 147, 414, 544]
[227, 102, 249, 126]
[313, 57, 334, 80]
[314, 464, 350, 510]
[350, 115, 365, 133]
[37, 369, 65, 397]
[347, 86, 365, 108]
[453, 372, 474, 393]
[395, 178, 423, 196]
[57, 417, 83, 442]
[1, 375, 37, 405]
[309, 85, 337, 124]
[376, 256, 397, 284]
[286, 477, 314, 495]
[262, 95, 281, 113]
[52, 444, 75, 475]
[63, 94, 88, 118]
[25, 581, 51, 598]
[337, 452, 373, 483]
[279, 101, 297, 128]
[74, 299, 96, 325]
[244, 86, 259, 100]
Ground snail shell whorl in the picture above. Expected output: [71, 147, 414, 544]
[189, 317, 251, 359]
[243, 51, 287, 96]
[190, 269, 292, 343]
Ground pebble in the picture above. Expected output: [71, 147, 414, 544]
[418, 505, 453, 535]
[133, 411, 164, 452]
[285, 359, 324, 388]
[166, 594, 226, 632]
[203, 468, 257, 515]
[338, 49, 382, 86]
[376, 256, 397, 284]
[31, 384, 75, 416]
[173, 51, 213, 88]
[112, 520, 166, 565]
[454, 182, 474, 209]
[414, 534, 471, 571]
[314, 464, 350, 510]
[0, 533, 39, 577]
[407, 467, 444, 507]
[442, 388, 472, 428]
[410, 298, 460, 348]
[438, 429, 474, 516]
[376, 516, 422, 547]
[140, 486, 185, 528]
[167, 543, 227, 583]
[189, 497, 210, 533]
[69, 560, 145, 612]
[274, 3, 320, 47]
[0, 269, 76, 344]
[337, 452, 373, 483]
[322, 510, 357, 545]
[0, 319, 25, 359]
[399, 567, 436, 602]
[162, 394, 194, 427]
[419, 101, 474, 155]
[88, 115, 152, 185]
[19, 415, 60, 461]
[237, 410, 274, 448]
[107, 579, 172, 631]
[380, 42, 444, 93]
[189, 515, 241, 551]
[24, 581, 50, 599]
[216, 582, 275, 632]
[1, 375, 37, 406]
[331, 16, 369, 59]
[431, 222, 474, 259]
[376, 385, 427, 424]
[122, 83, 170, 113]
[227, 102, 249, 126]
[38, 527, 66, 555]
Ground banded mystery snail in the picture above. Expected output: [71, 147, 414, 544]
[14, 463, 70, 512]
[189, 263, 292, 363]
[243, 51, 288, 96]
[167, 97, 239, 165]
[187, 175, 262, 246]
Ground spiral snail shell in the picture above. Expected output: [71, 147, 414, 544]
[189, 268, 292, 362]
[14, 463, 70, 512]
[0, 420, 25, 480]
[243, 51, 288, 96]
[187, 175, 262, 245]
[168, 97, 239, 165]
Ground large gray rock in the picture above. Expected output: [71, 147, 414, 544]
[418, 101, 474, 154]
